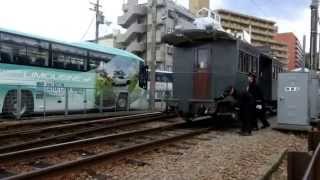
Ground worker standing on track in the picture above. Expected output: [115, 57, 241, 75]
[247, 73, 270, 130]
[238, 90, 254, 136]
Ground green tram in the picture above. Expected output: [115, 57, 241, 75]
[0, 28, 148, 118]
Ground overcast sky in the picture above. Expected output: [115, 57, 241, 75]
[0, 0, 311, 47]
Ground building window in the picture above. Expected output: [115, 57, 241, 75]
[167, 45, 173, 55]
[166, 27, 174, 34]
[168, 9, 176, 19]
[137, 17, 143, 24]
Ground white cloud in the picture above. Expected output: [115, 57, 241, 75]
[0, 0, 123, 42]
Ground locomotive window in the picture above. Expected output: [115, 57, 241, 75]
[238, 51, 253, 73]
[196, 48, 209, 70]
[272, 66, 276, 79]
[238, 51, 244, 72]
[244, 54, 250, 72]
[251, 57, 257, 73]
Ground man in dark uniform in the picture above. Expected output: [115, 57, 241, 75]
[238, 90, 254, 136]
[247, 72, 270, 129]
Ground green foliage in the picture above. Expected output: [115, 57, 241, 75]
[128, 75, 139, 93]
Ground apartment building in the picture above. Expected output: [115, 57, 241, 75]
[117, 0, 195, 72]
[215, 9, 288, 66]
[274, 33, 303, 70]
[117, 0, 195, 107]
[189, 0, 209, 15]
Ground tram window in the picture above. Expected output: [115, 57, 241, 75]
[52, 54, 65, 69]
[27, 47, 48, 67]
[52, 52, 85, 71]
[88, 59, 101, 71]
[0, 41, 49, 67]
[89, 51, 113, 63]
[196, 48, 209, 69]
[1, 33, 50, 50]
[9, 44, 30, 65]
[52, 44, 86, 56]
[0, 52, 11, 63]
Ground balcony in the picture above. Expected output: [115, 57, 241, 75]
[157, 0, 166, 7]
[122, 3, 128, 12]
[156, 46, 165, 62]
[126, 40, 146, 53]
[221, 16, 277, 32]
[273, 52, 288, 59]
[117, 22, 146, 45]
[118, 5, 147, 28]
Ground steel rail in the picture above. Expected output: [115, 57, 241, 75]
[0, 113, 175, 154]
[0, 120, 186, 161]
[1, 117, 212, 180]
[0, 111, 153, 129]
[0, 112, 163, 138]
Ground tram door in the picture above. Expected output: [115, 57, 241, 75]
[193, 48, 211, 99]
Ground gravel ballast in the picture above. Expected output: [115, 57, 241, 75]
[50, 126, 307, 180]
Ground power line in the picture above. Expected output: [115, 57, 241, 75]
[80, 16, 95, 41]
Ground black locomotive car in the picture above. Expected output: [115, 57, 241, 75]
[163, 29, 282, 119]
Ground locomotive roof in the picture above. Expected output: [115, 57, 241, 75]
[163, 29, 279, 63]
[162, 29, 236, 47]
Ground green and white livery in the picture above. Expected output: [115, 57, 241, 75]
[0, 28, 149, 117]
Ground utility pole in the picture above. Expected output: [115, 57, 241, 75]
[310, 0, 319, 70]
[149, 0, 157, 110]
[90, 0, 105, 42]
[302, 35, 306, 72]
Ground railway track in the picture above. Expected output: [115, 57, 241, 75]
[0, 112, 175, 154]
[0, 111, 157, 132]
[0, 116, 212, 180]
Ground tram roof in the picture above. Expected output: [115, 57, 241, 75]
[72, 42, 144, 62]
[0, 27, 144, 62]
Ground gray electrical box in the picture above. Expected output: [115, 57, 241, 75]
[277, 71, 320, 130]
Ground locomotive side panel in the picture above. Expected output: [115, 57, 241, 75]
[173, 47, 195, 113]
[210, 40, 238, 99]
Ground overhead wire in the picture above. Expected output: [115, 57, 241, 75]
[80, 16, 95, 41]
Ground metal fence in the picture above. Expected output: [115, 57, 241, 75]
[0, 84, 157, 120]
